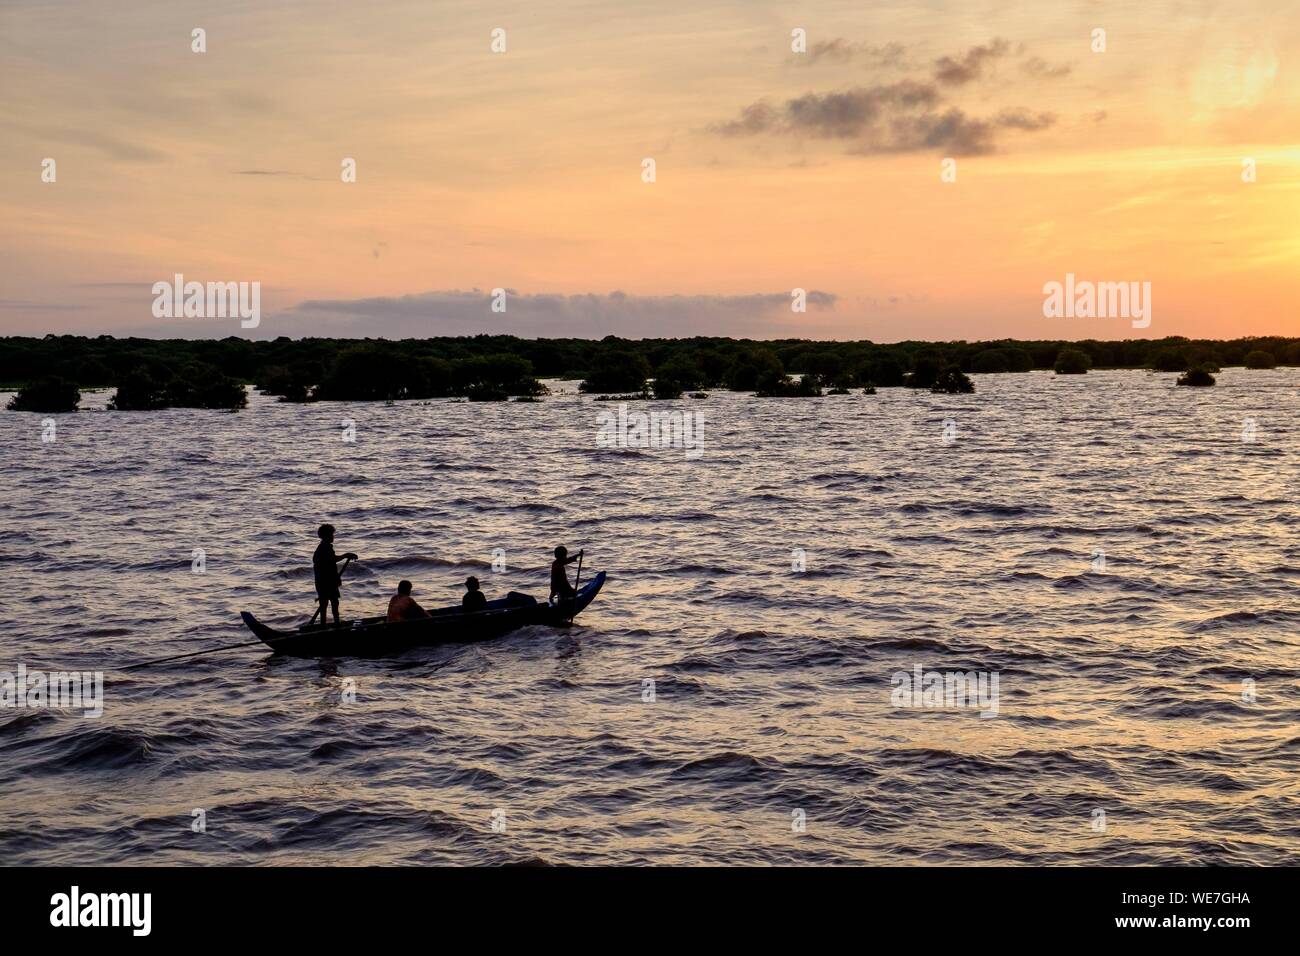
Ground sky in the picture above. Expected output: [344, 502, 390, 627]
[1, 0, 1297, 342]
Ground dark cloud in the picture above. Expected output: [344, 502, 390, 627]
[993, 108, 1056, 131]
[711, 102, 780, 137]
[1020, 56, 1072, 79]
[283, 290, 837, 338]
[713, 86, 1053, 156]
[867, 107, 1055, 156]
[874, 109, 999, 155]
[713, 81, 939, 140]
[712, 38, 1058, 156]
[785, 82, 940, 138]
[933, 38, 1010, 86]
[800, 40, 907, 68]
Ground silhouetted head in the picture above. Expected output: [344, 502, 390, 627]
[554, 546, 567, 560]
[465, 576, 480, 592]
[318, 523, 335, 542]
[397, 580, 413, 595]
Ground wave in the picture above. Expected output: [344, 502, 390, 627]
[1187, 609, 1300, 633]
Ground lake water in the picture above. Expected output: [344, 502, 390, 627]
[2, 369, 1298, 865]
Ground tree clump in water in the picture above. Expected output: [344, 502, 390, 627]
[756, 371, 822, 397]
[1243, 350, 1276, 370]
[1177, 367, 1216, 387]
[1054, 348, 1092, 374]
[6, 376, 81, 413]
[108, 364, 247, 410]
[579, 349, 651, 395]
[930, 367, 975, 393]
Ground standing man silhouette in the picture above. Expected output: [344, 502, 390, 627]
[313, 523, 356, 625]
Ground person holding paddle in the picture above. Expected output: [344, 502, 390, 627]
[549, 546, 583, 604]
[313, 524, 356, 626]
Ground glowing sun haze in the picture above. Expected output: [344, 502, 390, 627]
[1, 0, 1297, 341]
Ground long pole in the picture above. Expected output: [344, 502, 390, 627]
[123, 639, 272, 671]
[569, 550, 583, 625]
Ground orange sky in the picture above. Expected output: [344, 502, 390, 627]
[1, 0, 1297, 341]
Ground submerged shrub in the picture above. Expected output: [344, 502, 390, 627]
[1177, 367, 1216, 387]
[930, 367, 975, 393]
[257, 363, 320, 402]
[1054, 348, 1091, 374]
[580, 350, 651, 394]
[7, 376, 80, 413]
[454, 354, 542, 397]
[109, 367, 169, 410]
[652, 354, 704, 398]
[109, 364, 247, 410]
[858, 354, 906, 387]
[904, 354, 944, 389]
[319, 347, 442, 401]
[756, 372, 822, 397]
[165, 364, 248, 409]
[1243, 350, 1276, 370]
[651, 377, 684, 400]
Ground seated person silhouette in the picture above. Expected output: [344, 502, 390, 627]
[386, 580, 429, 622]
[462, 576, 488, 611]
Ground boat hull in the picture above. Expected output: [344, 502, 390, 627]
[241, 571, 606, 658]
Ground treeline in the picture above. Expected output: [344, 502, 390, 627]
[2, 333, 1295, 412]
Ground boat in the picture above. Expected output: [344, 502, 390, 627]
[240, 571, 607, 658]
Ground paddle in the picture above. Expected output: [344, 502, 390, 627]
[308, 555, 353, 626]
[568, 549, 584, 625]
[123, 638, 273, 671]
[130, 553, 358, 670]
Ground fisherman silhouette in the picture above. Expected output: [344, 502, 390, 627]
[312, 524, 356, 626]
[549, 546, 583, 603]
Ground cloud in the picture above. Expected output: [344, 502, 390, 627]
[786, 82, 941, 138]
[865, 107, 1055, 155]
[32, 127, 166, 163]
[1021, 56, 1072, 79]
[713, 81, 940, 139]
[282, 289, 837, 338]
[0, 299, 88, 311]
[993, 108, 1056, 131]
[798, 40, 907, 68]
[232, 169, 329, 181]
[933, 39, 1011, 86]
[712, 39, 1058, 155]
[713, 84, 1053, 155]
[712, 102, 782, 137]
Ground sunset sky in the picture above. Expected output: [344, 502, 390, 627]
[1, 0, 1297, 341]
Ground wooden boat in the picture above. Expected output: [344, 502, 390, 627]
[240, 571, 607, 658]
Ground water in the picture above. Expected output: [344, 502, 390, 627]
[2, 369, 1298, 865]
